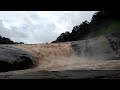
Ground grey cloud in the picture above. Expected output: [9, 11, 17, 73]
[0, 11, 97, 44]
[0, 23, 29, 43]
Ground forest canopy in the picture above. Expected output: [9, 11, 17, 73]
[52, 11, 120, 43]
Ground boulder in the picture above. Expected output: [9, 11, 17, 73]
[0, 45, 37, 72]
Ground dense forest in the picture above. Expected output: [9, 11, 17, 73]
[0, 35, 24, 44]
[52, 11, 120, 43]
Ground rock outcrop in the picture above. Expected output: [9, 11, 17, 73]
[0, 45, 37, 72]
[71, 35, 119, 60]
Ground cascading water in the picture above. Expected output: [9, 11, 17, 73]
[13, 36, 120, 71]
[0, 35, 120, 78]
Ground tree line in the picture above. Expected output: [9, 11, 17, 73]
[52, 11, 120, 43]
[0, 35, 24, 44]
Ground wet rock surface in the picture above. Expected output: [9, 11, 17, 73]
[1, 70, 120, 79]
[0, 45, 37, 72]
[71, 36, 119, 60]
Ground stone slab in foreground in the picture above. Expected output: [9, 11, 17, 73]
[1, 70, 120, 79]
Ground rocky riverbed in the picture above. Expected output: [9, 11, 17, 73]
[0, 35, 120, 79]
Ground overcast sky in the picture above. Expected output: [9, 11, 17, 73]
[0, 11, 97, 44]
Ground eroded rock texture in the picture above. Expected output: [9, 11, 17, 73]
[0, 45, 37, 72]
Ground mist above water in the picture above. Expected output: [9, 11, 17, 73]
[14, 41, 120, 71]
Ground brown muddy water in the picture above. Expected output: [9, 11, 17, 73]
[0, 36, 120, 77]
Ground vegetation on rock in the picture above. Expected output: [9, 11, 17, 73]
[52, 11, 120, 43]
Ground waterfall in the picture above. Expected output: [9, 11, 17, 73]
[13, 36, 120, 71]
